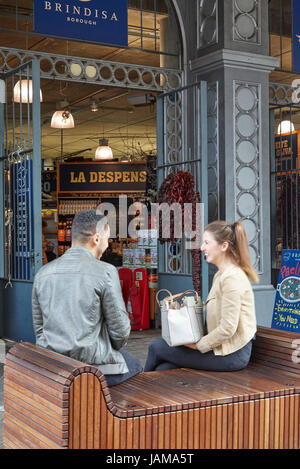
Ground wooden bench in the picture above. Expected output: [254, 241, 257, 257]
[3, 326, 300, 449]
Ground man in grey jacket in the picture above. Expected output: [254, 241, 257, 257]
[32, 210, 142, 386]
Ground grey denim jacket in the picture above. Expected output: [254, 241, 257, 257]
[32, 246, 131, 375]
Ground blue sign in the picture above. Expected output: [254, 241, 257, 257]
[293, 0, 300, 72]
[34, 0, 128, 47]
[272, 250, 300, 333]
[11, 157, 34, 281]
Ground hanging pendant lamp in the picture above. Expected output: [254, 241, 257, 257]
[95, 138, 113, 160]
[277, 120, 295, 134]
[51, 110, 75, 129]
[13, 80, 43, 103]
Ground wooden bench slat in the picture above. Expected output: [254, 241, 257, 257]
[4, 367, 69, 401]
[4, 356, 71, 392]
[251, 355, 300, 379]
[4, 379, 69, 419]
[4, 424, 36, 450]
[254, 339, 296, 356]
[256, 327, 298, 339]
[4, 401, 69, 445]
[5, 354, 73, 387]
[4, 413, 64, 449]
[8, 346, 78, 380]
[21, 342, 88, 369]
[4, 391, 68, 428]
[4, 375, 69, 409]
[252, 352, 300, 373]
[254, 337, 297, 353]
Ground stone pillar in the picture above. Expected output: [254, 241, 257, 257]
[190, 0, 279, 326]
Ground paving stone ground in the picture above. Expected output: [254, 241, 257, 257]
[0, 329, 161, 449]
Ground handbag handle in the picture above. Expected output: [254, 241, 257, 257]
[156, 289, 172, 306]
[164, 290, 200, 308]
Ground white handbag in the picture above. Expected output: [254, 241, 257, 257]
[157, 289, 204, 347]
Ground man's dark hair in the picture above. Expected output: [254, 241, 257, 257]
[71, 210, 108, 245]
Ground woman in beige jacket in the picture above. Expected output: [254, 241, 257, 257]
[144, 221, 258, 372]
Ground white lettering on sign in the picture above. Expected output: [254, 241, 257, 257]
[43, 1, 118, 21]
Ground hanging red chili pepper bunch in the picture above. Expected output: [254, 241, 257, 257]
[157, 171, 202, 294]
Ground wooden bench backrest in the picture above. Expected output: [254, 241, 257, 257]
[252, 326, 300, 376]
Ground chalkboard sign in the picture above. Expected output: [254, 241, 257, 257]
[271, 250, 300, 333]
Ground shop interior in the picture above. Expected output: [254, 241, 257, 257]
[39, 81, 159, 330]
[40, 81, 157, 244]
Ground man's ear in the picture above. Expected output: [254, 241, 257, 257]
[91, 232, 100, 246]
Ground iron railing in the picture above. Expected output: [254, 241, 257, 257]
[270, 104, 300, 277]
[0, 59, 42, 282]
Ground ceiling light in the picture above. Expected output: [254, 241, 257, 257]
[277, 120, 295, 134]
[51, 110, 75, 129]
[13, 80, 43, 103]
[120, 156, 129, 162]
[95, 138, 113, 160]
[90, 100, 99, 112]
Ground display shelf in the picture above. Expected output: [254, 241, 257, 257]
[57, 195, 101, 256]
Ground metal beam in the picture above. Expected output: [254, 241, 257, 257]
[0, 46, 182, 92]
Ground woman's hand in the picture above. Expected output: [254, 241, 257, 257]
[184, 343, 198, 350]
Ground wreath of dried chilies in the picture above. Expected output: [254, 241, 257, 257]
[157, 171, 202, 294]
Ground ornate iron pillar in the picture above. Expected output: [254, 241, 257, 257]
[190, 0, 279, 326]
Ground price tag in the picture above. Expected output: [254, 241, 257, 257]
[136, 272, 143, 281]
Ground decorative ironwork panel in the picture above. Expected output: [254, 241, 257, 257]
[163, 90, 183, 170]
[234, 80, 262, 272]
[161, 88, 185, 275]
[0, 46, 182, 92]
[269, 82, 296, 106]
[197, 0, 218, 49]
[207, 81, 219, 222]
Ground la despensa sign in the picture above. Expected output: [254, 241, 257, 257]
[34, 0, 128, 47]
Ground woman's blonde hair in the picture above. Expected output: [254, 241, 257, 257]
[205, 220, 259, 283]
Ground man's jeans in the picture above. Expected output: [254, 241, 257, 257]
[105, 350, 143, 387]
